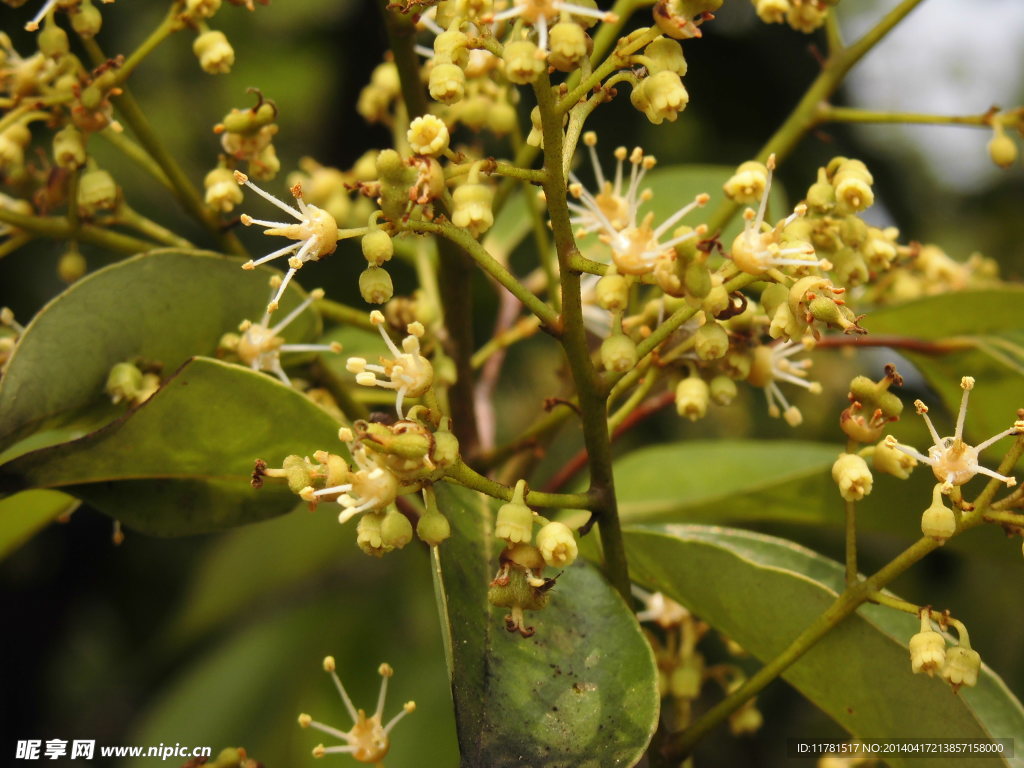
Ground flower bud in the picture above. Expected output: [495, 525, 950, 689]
[675, 377, 709, 421]
[723, 161, 768, 205]
[430, 420, 460, 469]
[870, 438, 916, 479]
[495, 480, 533, 545]
[57, 249, 86, 283]
[38, 19, 70, 59]
[0, 124, 30, 173]
[77, 168, 119, 215]
[193, 30, 235, 74]
[595, 273, 630, 311]
[728, 700, 763, 736]
[709, 375, 737, 406]
[988, 124, 1018, 169]
[186, 0, 222, 18]
[695, 321, 729, 360]
[356, 512, 390, 557]
[487, 101, 518, 135]
[503, 40, 545, 85]
[381, 508, 413, 550]
[921, 483, 955, 542]
[548, 21, 588, 72]
[359, 266, 394, 305]
[943, 645, 980, 691]
[909, 615, 945, 676]
[361, 229, 394, 266]
[631, 71, 688, 125]
[105, 362, 143, 405]
[204, 167, 243, 212]
[429, 62, 466, 104]
[535, 521, 578, 567]
[669, 654, 703, 699]
[70, 0, 103, 38]
[754, 0, 789, 24]
[407, 114, 450, 157]
[600, 333, 638, 373]
[434, 25, 469, 68]
[53, 125, 86, 170]
[645, 36, 687, 76]
[831, 453, 873, 502]
[451, 180, 494, 237]
[417, 511, 451, 546]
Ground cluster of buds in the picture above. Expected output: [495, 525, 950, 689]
[908, 611, 981, 693]
[0, 306, 25, 372]
[214, 91, 280, 181]
[630, 36, 690, 125]
[487, 480, 579, 637]
[839, 366, 904, 444]
[254, 412, 458, 556]
[299, 657, 415, 762]
[750, 0, 832, 34]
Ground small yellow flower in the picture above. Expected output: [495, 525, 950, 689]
[235, 172, 342, 313]
[300, 659, 415, 763]
[884, 376, 1021, 492]
[346, 311, 434, 419]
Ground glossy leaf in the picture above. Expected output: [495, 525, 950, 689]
[624, 524, 1024, 767]
[0, 357, 341, 536]
[0, 489, 79, 560]
[0, 249, 320, 456]
[433, 483, 659, 768]
[613, 440, 840, 524]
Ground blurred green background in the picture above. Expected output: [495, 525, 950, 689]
[1, 0, 1023, 766]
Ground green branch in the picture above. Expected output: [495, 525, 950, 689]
[0, 207, 157, 254]
[404, 218, 560, 329]
[534, 72, 631, 601]
[817, 105, 996, 128]
[444, 459, 594, 511]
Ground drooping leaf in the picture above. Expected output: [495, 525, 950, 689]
[624, 524, 1024, 767]
[0, 489, 79, 560]
[867, 289, 1024, 451]
[432, 483, 659, 768]
[0, 249, 321, 456]
[0, 357, 341, 536]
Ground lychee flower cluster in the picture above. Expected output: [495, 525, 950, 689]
[299, 657, 415, 762]
[750, 0, 829, 34]
[488, 480, 579, 637]
[254, 413, 458, 556]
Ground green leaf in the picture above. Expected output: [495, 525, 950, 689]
[614, 440, 840, 524]
[0, 249, 321, 456]
[867, 289, 1024, 449]
[0, 357, 341, 536]
[432, 483, 659, 768]
[0, 489, 79, 560]
[624, 524, 1024, 767]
